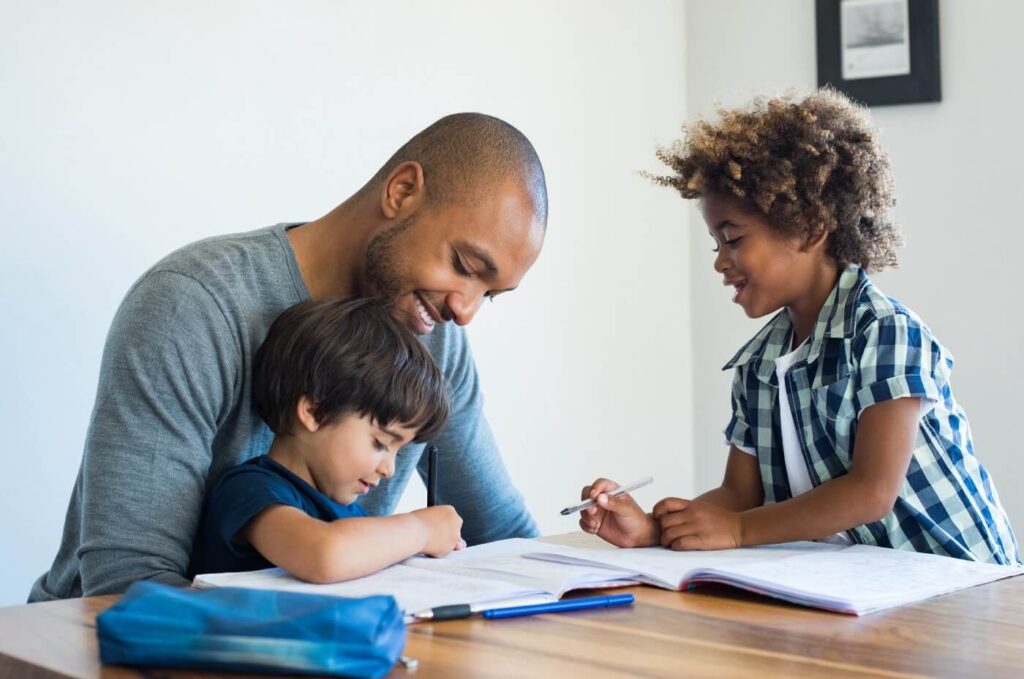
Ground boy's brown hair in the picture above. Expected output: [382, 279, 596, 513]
[649, 88, 902, 271]
[253, 297, 449, 440]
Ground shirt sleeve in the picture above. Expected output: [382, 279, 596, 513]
[851, 311, 949, 416]
[206, 466, 307, 557]
[724, 367, 757, 452]
[420, 326, 538, 545]
[77, 271, 240, 595]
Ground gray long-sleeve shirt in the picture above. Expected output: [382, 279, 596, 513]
[29, 224, 537, 602]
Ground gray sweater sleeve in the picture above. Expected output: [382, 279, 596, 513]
[419, 327, 539, 545]
[78, 271, 238, 594]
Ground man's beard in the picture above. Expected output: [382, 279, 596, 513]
[363, 216, 415, 305]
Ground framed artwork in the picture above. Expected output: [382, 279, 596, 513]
[816, 0, 941, 106]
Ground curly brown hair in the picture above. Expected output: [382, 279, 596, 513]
[648, 88, 901, 271]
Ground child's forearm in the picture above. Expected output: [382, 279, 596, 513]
[696, 485, 762, 512]
[289, 514, 429, 584]
[738, 474, 894, 546]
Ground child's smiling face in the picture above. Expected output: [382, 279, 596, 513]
[702, 193, 830, 321]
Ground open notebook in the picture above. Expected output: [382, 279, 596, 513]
[193, 538, 637, 618]
[194, 534, 1023, 617]
[521, 538, 1024, 615]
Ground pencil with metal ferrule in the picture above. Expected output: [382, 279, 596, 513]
[560, 476, 653, 515]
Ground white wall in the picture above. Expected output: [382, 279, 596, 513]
[0, 1, 690, 605]
[685, 0, 1024, 538]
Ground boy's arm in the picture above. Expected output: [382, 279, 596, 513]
[694, 447, 764, 511]
[658, 398, 920, 550]
[737, 397, 920, 545]
[245, 505, 461, 584]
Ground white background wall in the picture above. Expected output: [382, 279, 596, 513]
[0, 1, 690, 605]
[686, 0, 1024, 539]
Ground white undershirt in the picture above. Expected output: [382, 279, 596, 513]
[738, 339, 852, 545]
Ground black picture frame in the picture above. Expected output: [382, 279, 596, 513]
[816, 0, 941, 106]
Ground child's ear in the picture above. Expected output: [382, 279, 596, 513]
[802, 223, 830, 253]
[295, 396, 321, 433]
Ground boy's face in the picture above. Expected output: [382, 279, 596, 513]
[305, 413, 417, 505]
[361, 179, 545, 335]
[702, 194, 825, 319]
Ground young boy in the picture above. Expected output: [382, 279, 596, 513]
[581, 89, 1020, 565]
[194, 297, 463, 583]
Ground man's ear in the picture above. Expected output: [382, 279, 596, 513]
[380, 161, 425, 220]
[296, 396, 321, 433]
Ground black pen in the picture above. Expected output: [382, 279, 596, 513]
[426, 445, 439, 507]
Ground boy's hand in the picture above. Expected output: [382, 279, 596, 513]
[578, 478, 658, 548]
[652, 497, 742, 551]
[411, 505, 465, 557]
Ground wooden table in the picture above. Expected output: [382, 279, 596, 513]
[3, 552, 1024, 678]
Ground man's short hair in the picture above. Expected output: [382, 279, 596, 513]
[365, 112, 548, 226]
[253, 297, 449, 440]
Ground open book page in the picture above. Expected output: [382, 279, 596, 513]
[404, 538, 638, 596]
[524, 541, 844, 590]
[692, 544, 1024, 615]
[193, 538, 635, 614]
[523, 539, 1024, 614]
[193, 562, 542, 614]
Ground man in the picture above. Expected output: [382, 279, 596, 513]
[30, 113, 547, 601]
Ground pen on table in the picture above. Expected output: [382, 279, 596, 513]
[426, 445, 439, 507]
[409, 594, 635, 622]
[559, 476, 654, 515]
[483, 594, 635, 620]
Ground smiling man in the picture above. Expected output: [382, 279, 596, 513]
[30, 113, 547, 601]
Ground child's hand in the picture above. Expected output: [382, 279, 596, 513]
[411, 505, 464, 558]
[652, 497, 742, 551]
[578, 478, 658, 548]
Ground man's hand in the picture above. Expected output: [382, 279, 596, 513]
[653, 497, 743, 551]
[578, 478, 658, 548]
[411, 505, 465, 557]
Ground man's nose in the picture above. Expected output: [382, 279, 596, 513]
[446, 290, 485, 326]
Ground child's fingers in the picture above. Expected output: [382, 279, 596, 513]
[596, 492, 638, 516]
[652, 497, 689, 518]
[665, 534, 703, 551]
[578, 507, 606, 533]
[656, 509, 687, 530]
[660, 522, 696, 548]
[587, 478, 621, 499]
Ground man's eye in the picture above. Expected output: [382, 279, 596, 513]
[450, 252, 471, 276]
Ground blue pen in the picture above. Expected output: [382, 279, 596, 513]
[482, 593, 634, 620]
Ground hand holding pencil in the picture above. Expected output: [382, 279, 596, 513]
[576, 477, 660, 548]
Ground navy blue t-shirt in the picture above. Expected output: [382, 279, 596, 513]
[195, 455, 367, 574]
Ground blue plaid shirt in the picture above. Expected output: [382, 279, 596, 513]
[724, 266, 1020, 565]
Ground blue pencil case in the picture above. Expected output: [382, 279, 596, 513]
[97, 581, 405, 678]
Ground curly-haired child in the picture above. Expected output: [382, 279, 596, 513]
[580, 88, 1020, 565]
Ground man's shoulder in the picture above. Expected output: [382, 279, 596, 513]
[147, 224, 295, 288]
